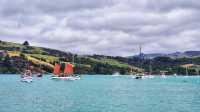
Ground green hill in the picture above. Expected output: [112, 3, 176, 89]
[0, 40, 140, 74]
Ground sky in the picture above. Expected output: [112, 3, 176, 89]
[0, 0, 200, 56]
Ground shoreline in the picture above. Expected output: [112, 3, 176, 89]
[0, 74, 199, 76]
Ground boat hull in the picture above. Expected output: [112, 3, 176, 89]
[135, 76, 144, 79]
[51, 76, 80, 80]
[21, 77, 33, 83]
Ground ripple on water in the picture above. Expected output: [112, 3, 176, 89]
[0, 75, 200, 112]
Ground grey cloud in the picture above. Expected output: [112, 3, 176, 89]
[0, 0, 200, 56]
[36, 0, 114, 13]
[0, 0, 114, 16]
[147, 0, 200, 12]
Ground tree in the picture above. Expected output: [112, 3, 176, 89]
[20, 53, 26, 59]
[23, 41, 29, 46]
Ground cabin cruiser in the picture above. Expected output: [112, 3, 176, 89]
[134, 74, 146, 79]
[133, 73, 154, 79]
[21, 70, 33, 83]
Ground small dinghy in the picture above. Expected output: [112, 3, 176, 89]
[36, 73, 43, 77]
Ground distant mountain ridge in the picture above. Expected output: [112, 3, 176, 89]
[132, 51, 200, 59]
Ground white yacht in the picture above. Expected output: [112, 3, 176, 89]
[21, 70, 33, 83]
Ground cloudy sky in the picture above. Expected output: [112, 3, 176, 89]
[0, 0, 200, 56]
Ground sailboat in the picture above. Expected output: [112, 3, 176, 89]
[184, 66, 189, 77]
[173, 73, 177, 77]
[21, 60, 33, 83]
[19, 47, 33, 83]
[112, 72, 121, 77]
[52, 63, 80, 80]
[135, 45, 146, 79]
[21, 70, 33, 83]
[161, 72, 166, 78]
[160, 71, 167, 78]
[195, 68, 199, 76]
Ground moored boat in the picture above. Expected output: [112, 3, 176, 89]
[135, 74, 145, 79]
[173, 73, 177, 77]
[52, 63, 80, 80]
[21, 76, 33, 83]
[37, 73, 43, 77]
[21, 70, 33, 83]
[160, 71, 167, 78]
[112, 72, 121, 77]
[134, 45, 150, 80]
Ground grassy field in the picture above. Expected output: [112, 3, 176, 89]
[27, 56, 54, 68]
[7, 51, 54, 68]
[1, 40, 142, 74]
[27, 54, 59, 63]
[86, 57, 140, 70]
[7, 51, 20, 57]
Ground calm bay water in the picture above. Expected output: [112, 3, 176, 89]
[0, 75, 200, 112]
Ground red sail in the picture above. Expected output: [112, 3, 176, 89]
[53, 63, 61, 75]
[64, 63, 73, 76]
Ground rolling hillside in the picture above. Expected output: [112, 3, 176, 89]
[0, 40, 140, 74]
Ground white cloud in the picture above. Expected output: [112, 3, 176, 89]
[0, 0, 200, 56]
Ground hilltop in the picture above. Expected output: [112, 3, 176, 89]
[131, 51, 200, 59]
[0, 40, 141, 74]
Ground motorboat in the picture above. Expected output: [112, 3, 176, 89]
[21, 76, 33, 83]
[21, 70, 33, 83]
[134, 74, 146, 79]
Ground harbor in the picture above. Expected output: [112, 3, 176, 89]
[0, 75, 200, 112]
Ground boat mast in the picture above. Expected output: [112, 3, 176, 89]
[39, 58, 42, 74]
[139, 45, 143, 74]
[149, 59, 152, 75]
[72, 54, 74, 65]
[27, 58, 29, 70]
[186, 67, 188, 76]
[39, 58, 41, 68]
[73, 54, 75, 75]
[195, 68, 199, 76]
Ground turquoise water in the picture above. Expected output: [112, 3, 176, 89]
[0, 75, 200, 112]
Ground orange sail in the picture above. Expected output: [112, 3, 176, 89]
[64, 63, 73, 76]
[53, 63, 61, 75]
